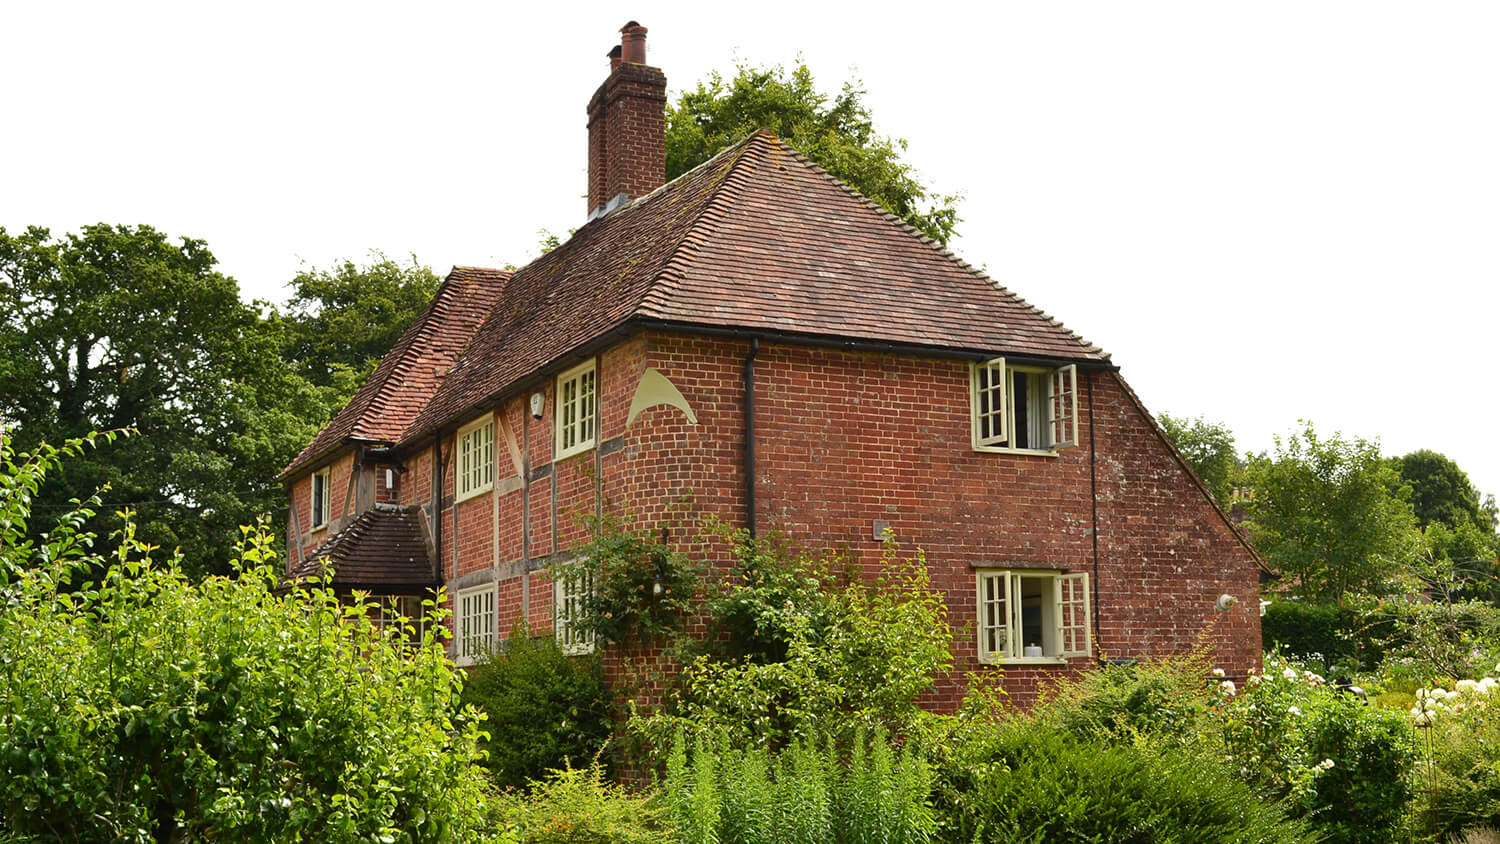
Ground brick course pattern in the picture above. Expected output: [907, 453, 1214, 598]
[296, 329, 1260, 709]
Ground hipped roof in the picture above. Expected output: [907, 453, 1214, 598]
[289, 130, 1106, 477]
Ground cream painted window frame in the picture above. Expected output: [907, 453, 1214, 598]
[310, 467, 331, 532]
[455, 584, 496, 667]
[970, 358, 1079, 454]
[455, 413, 495, 503]
[553, 566, 597, 656]
[976, 569, 1091, 665]
[554, 358, 598, 460]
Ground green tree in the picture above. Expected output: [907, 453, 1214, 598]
[278, 252, 442, 397]
[0, 431, 490, 840]
[666, 62, 961, 245]
[1243, 423, 1421, 603]
[1158, 413, 1238, 507]
[1395, 449, 1496, 533]
[0, 223, 323, 577]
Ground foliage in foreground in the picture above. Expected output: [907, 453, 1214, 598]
[630, 526, 952, 750]
[461, 623, 614, 789]
[662, 728, 935, 844]
[486, 758, 666, 844]
[1219, 657, 1419, 844]
[930, 717, 1316, 844]
[0, 433, 490, 841]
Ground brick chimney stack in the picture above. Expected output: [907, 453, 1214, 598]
[586, 21, 666, 219]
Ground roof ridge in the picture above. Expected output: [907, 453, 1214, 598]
[636, 132, 766, 318]
[768, 140, 1107, 360]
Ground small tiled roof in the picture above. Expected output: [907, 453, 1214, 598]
[285, 504, 436, 590]
[406, 131, 1106, 443]
[282, 266, 510, 477]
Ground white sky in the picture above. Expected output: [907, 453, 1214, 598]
[5, 2, 1498, 500]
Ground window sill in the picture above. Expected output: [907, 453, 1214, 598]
[979, 656, 1069, 666]
[972, 445, 1060, 457]
[554, 442, 597, 462]
[455, 483, 493, 505]
[309, 523, 328, 535]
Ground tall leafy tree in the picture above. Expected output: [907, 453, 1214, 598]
[1158, 413, 1238, 507]
[279, 252, 441, 396]
[0, 224, 322, 576]
[666, 62, 961, 245]
[1395, 449, 1495, 532]
[1242, 423, 1421, 603]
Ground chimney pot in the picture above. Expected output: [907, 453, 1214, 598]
[608, 45, 622, 72]
[620, 22, 647, 65]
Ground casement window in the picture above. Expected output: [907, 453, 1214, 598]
[970, 358, 1078, 453]
[310, 467, 331, 531]
[976, 569, 1091, 664]
[456, 414, 495, 501]
[553, 568, 596, 655]
[372, 595, 427, 646]
[554, 359, 597, 460]
[455, 584, 496, 666]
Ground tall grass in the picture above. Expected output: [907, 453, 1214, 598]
[661, 727, 934, 844]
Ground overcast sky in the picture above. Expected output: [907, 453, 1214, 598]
[5, 2, 1498, 500]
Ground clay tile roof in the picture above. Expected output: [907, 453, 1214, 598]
[282, 266, 511, 478]
[284, 504, 436, 590]
[405, 130, 1105, 444]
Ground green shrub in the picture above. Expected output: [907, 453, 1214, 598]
[930, 720, 1315, 843]
[661, 727, 936, 844]
[1262, 600, 1371, 667]
[0, 433, 489, 841]
[1035, 651, 1214, 747]
[489, 758, 667, 843]
[1411, 672, 1500, 839]
[461, 622, 613, 789]
[636, 528, 951, 749]
[1218, 657, 1418, 844]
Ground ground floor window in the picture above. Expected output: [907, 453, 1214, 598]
[456, 584, 496, 665]
[977, 569, 1090, 663]
[554, 568, 596, 656]
[371, 594, 428, 646]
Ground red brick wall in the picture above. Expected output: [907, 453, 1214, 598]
[328, 328, 1260, 709]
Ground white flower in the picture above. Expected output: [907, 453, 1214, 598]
[1304, 671, 1325, 685]
[1316, 759, 1335, 771]
[1212, 668, 1226, 678]
[1288, 705, 1302, 716]
[1220, 680, 1237, 696]
[1283, 668, 1298, 681]
[1458, 679, 1479, 693]
[1247, 674, 1262, 686]
[1415, 711, 1434, 727]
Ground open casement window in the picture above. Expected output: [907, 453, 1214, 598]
[555, 358, 597, 460]
[553, 567, 596, 656]
[455, 584, 496, 666]
[976, 570, 1091, 663]
[971, 358, 1080, 453]
[456, 414, 495, 502]
[310, 468, 331, 531]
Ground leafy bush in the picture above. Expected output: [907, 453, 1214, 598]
[1035, 651, 1214, 747]
[461, 623, 614, 789]
[1410, 668, 1500, 840]
[0, 432, 490, 841]
[487, 758, 667, 844]
[1218, 657, 1418, 843]
[1263, 600, 1366, 665]
[930, 719, 1315, 843]
[661, 727, 936, 844]
[636, 528, 951, 749]
[567, 520, 702, 648]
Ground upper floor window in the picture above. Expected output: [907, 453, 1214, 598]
[310, 467, 331, 531]
[456, 584, 496, 666]
[977, 569, 1091, 664]
[971, 358, 1078, 453]
[555, 359, 597, 460]
[456, 414, 495, 501]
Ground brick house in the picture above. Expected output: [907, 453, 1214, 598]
[281, 22, 1266, 706]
